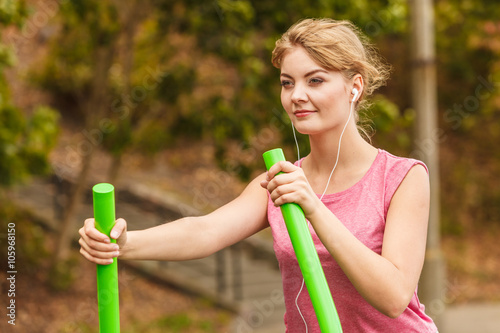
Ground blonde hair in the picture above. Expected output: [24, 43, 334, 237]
[272, 18, 391, 139]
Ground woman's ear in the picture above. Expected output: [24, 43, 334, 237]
[351, 74, 364, 101]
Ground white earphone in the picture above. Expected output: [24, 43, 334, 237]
[351, 87, 359, 102]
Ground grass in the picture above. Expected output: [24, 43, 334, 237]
[66, 312, 227, 333]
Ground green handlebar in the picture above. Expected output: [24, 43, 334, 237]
[263, 149, 342, 333]
[93, 183, 120, 333]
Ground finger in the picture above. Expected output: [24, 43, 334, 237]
[78, 230, 119, 253]
[79, 237, 119, 259]
[272, 191, 296, 207]
[267, 161, 285, 179]
[270, 183, 297, 204]
[268, 161, 298, 178]
[279, 161, 300, 172]
[83, 218, 110, 243]
[267, 170, 300, 194]
[80, 247, 114, 265]
[110, 218, 127, 239]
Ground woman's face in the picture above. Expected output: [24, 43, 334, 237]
[280, 46, 351, 135]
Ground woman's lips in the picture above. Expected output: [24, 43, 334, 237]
[294, 110, 316, 118]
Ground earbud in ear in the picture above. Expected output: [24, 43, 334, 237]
[351, 88, 359, 103]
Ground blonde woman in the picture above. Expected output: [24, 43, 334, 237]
[79, 18, 438, 332]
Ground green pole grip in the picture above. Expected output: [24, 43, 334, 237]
[263, 148, 342, 333]
[93, 183, 120, 333]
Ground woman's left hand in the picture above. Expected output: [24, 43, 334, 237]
[260, 161, 321, 218]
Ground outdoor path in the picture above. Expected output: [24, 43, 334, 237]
[10, 174, 500, 333]
[441, 303, 500, 333]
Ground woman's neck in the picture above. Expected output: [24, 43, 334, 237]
[303, 125, 377, 181]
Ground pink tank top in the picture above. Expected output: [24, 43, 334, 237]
[267, 149, 438, 333]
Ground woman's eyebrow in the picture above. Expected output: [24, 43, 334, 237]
[304, 69, 328, 77]
[280, 68, 329, 79]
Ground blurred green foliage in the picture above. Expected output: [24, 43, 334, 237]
[22, 0, 500, 232]
[0, 105, 59, 185]
[0, 0, 27, 27]
[368, 95, 414, 156]
[0, 200, 50, 273]
[433, 0, 500, 233]
[0, 0, 58, 187]
[32, 0, 409, 168]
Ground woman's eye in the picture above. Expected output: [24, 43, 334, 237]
[309, 78, 324, 85]
[280, 80, 294, 88]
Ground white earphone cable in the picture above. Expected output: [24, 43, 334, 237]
[319, 98, 354, 200]
[291, 121, 301, 162]
[295, 278, 308, 333]
[292, 96, 356, 332]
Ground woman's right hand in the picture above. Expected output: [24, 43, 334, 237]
[78, 218, 127, 265]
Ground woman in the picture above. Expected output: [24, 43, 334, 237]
[79, 18, 438, 332]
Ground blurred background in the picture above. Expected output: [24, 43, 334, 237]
[0, 0, 499, 332]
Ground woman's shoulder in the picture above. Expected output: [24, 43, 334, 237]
[373, 149, 429, 216]
[376, 149, 428, 175]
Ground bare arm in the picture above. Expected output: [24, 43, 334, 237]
[79, 173, 269, 264]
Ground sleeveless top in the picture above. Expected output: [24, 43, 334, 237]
[267, 149, 438, 333]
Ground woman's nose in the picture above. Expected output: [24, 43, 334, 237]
[291, 84, 309, 104]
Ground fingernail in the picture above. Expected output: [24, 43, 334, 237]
[110, 231, 118, 239]
[113, 245, 119, 251]
[104, 238, 110, 243]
